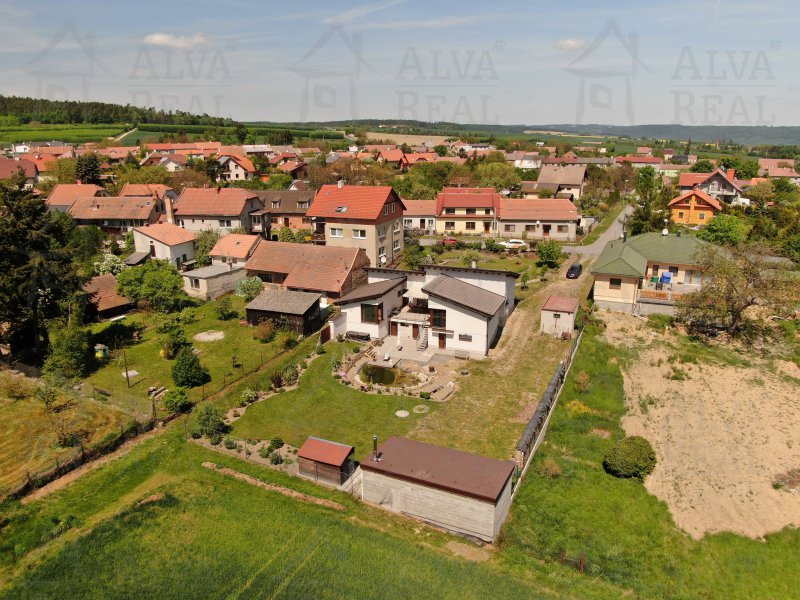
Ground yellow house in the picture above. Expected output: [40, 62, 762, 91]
[668, 189, 721, 225]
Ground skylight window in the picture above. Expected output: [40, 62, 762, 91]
[335, 206, 348, 213]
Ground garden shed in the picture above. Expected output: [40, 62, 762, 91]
[540, 295, 579, 338]
[360, 436, 515, 543]
[297, 437, 356, 485]
[245, 289, 322, 336]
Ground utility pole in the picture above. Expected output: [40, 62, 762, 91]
[123, 349, 131, 388]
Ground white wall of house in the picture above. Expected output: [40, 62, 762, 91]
[183, 270, 246, 300]
[132, 231, 195, 268]
[426, 296, 499, 358]
[324, 217, 404, 266]
[498, 220, 577, 242]
[337, 287, 404, 339]
[361, 468, 511, 542]
[592, 274, 639, 311]
[540, 309, 576, 337]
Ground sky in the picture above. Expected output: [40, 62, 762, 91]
[1, 0, 798, 126]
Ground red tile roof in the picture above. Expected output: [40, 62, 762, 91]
[498, 198, 579, 221]
[69, 196, 158, 221]
[0, 158, 37, 179]
[542, 295, 580, 313]
[133, 222, 197, 246]
[83, 274, 131, 313]
[220, 154, 256, 173]
[402, 199, 437, 217]
[46, 183, 106, 208]
[767, 167, 800, 178]
[678, 168, 740, 192]
[298, 437, 354, 467]
[378, 148, 404, 162]
[119, 183, 174, 198]
[19, 153, 58, 172]
[308, 185, 403, 220]
[277, 160, 306, 173]
[175, 187, 260, 217]
[436, 187, 501, 212]
[402, 152, 437, 165]
[209, 234, 260, 260]
[668, 189, 722, 211]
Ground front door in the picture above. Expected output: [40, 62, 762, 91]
[543, 224, 551, 237]
[438, 333, 446, 349]
[483, 221, 491, 233]
[390, 321, 398, 336]
[412, 324, 419, 338]
[419, 218, 425, 229]
[283, 217, 290, 227]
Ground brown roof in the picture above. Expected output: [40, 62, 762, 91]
[422, 275, 505, 317]
[0, 158, 37, 179]
[83, 274, 131, 313]
[360, 437, 515, 503]
[245, 241, 368, 294]
[436, 187, 500, 211]
[46, 183, 106, 208]
[219, 154, 256, 173]
[119, 183, 174, 198]
[298, 437, 354, 467]
[378, 148, 404, 162]
[308, 185, 404, 220]
[175, 187, 260, 217]
[245, 288, 320, 315]
[210, 234, 260, 260]
[542, 295, 579, 313]
[498, 198, 579, 221]
[133, 223, 197, 246]
[337, 277, 406, 304]
[668, 189, 722, 211]
[402, 199, 437, 217]
[69, 196, 157, 221]
[537, 164, 587, 186]
[253, 190, 314, 214]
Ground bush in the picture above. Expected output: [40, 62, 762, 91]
[189, 427, 202, 439]
[236, 276, 264, 302]
[270, 372, 283, 389]
[574, 371, 591, 393]
[419, 392, 431, 400]
[253, 320, 275, 343]
[258, 446, 271, 459]
[43, 326, 93, 380]
[240, 388, 259, 406]
[268, 436, 284, 452]
[269, 451, 284, 465]
[316, 344, 326, 354]
[214, 295, 237, 321]
[209, 432, 222, 445]
[171, 347, 210, 388]
[195, 404, 225, 437]
[274, 330, 295, 350]
[536, 239, 563, 267]
[536, 457, 563, 478]
[159, 327, 187, 359]
[162, 387, 192, 414]
[223, 436, 237, 450]
[603, 436, 657, 480]
[282, 364, 299, 385]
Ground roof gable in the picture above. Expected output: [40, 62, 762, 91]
[307, 185, 404, 220]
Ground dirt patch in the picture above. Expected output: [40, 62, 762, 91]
[602, 312, 800, 539]
[590, 428, 611, 439]
[194, 330, 225, 342]
[201, 462, 345, 510]
[446, 540, 492, 562]
[137, 492, 166, 506]
[774, 469, 800, 493]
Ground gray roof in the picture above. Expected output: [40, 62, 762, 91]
[252, 190, 315, 214]
[184, 264, 244, 279]
[337, 277, 406, 305]
[245, 288, 320, 315]
[422, 275, 505, 317]
[123, 251, 149, 266]
[592, 232, 706, 278]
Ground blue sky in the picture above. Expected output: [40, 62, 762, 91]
[1, 0, 798, 125]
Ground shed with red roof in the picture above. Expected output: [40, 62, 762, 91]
[297, 437, 356, 485]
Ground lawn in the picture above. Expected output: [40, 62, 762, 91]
[0, 427, 622, 599]
[436, 249, 540, 275]
[86, 297, 287, 418]
[0, 124, 125, 144]
[0, 374, 131, 495]
[578, 202, 624, 246]
[232, 343, 434, 460]
[498, 320, 800, 598]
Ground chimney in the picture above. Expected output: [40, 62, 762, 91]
[164, 195, 175, 225]
[337, 178, 344, 189]
[728, 168, 735, 181]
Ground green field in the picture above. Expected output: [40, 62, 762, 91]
[0, 124, 125, 144]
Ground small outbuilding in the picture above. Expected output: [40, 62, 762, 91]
[245, 288, 322, 335]
[360, 436, 516, 543]
[540, 295, 579, 338]
[182, 264, 246, 300]
[297, 437, 356, 485]
[83, 274, 132, 319]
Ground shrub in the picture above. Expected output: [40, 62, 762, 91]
[331, 359, 341, 371]
[419, 392, 431, 400]
[536, 457, 563, 478]
[162, 387, 192, 414]
[189, 427, 202, 439]
[258, 446, 271, 459]
[177, 307, 197, 325]
[268, 436, 284, 452]
[159, 327, 187, 359]
[236, 276, 264, 302]
[316, 344, 326, 354]
[43, 326, 93, 380]
[214, 295, 237, 321]
[171, 347, 210, 388]
[223, 436, 237, 450]
[574, 371, 591, 393]
[274, 330, 295, 350]
[603, 436, 657, 480]
[536, 239, 563, 267]
[253, 320, 275, 343]
[269, 451, 284, 465]
[0, 372, 35, 400]
[282, 364, 299, 385]
[240, 388, 259, 406]
[270, 372, 283, 389]
[195, 404, 225, 437]
[209, 432, 222, 446]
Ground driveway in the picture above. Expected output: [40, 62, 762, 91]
[565, 204, 633, 256]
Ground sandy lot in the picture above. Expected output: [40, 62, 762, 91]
[365, 132, 450, 146]
[600, 311, 800, 539]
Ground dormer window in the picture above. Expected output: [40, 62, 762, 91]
[272, 200, 280, 208]
[298, 201, 309, 209]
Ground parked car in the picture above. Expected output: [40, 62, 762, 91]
[443, 236, 458, 247]
[498, 239, 527, 250]
[566, 263, 583, 279]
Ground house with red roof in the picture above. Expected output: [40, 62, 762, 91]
[402, 199, 438, 234]
[668, 189, 722, 226]
[400, 152, 437, 169]
[497, 198, 581, 241]
[69, 195, 159, 231]
[173, 187, 263, 234]
[0, 157, 38, 187]
[614, 155, 663, 167]
[377, 148, 404, 166]
[45, 183, 108, 212]
[209, 234, 261, 266]
[677, 168, 741, 204]
[217, 154, 256, 182]
[435, 187, 501, 235]
[132, 222, 197, 269]
[636, 146, 653, 156]
[307, 184, 406, 266]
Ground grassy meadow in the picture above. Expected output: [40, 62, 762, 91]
[0, 124, 125, 144]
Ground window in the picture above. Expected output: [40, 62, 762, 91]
[218, 219, 232, 228]
[553, 313, 561, 319]
[270, 217, 279, 224]
[404, 219, 412, 227]
[353, 229, 367, 239]
[252, 215, 261, 224]
[384, 205, 389, 216]
[298, 201, 309, 209]
[699, 212, 706, 220]
[466, 208, 477, 215]
[445, 221, 455, 229]
[361, 303, 382, 323]
[427, 219, 434, 227]
[330, 227, 343, 237]
[378, 246, 386, 257]
[484, 208, 492, 215]
[377, 226, 386, 238]
[504, 224, 515, 232]
[651, 264, 659, 276]
[445, 208, 455, 215]
[678, 211, 684, 219]
[430, 309, 446, 328]
[557, 225, 568, 233]
[669, 266, 679, 275]
[393, 239, 400, 251]
[271, 200, 280, 208]
[190, 278, 200, 289]
[335, 206, 348, 213]
[393, 220, 401, 232]
[465, 222, 476, 230]
[609, 278, 622, 290]
[391, 203, 396, 213]
[458, 334, 472, 342]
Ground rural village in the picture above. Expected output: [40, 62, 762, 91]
[0, 9, 800, 597]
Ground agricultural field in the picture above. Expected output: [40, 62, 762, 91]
[0, 124, 125, 144]
[0, 372, 131, 496]
[86, 297, 287, 418]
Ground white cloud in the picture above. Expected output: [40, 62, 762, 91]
[323, 1, 407, 24]
[141, 32, 208, 49]
[556, 38, 586, 51]
[360, 16, 486, 30]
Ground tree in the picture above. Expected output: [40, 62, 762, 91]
[475, 162, 521, 191]
[213, 295, 238, 320]
[116, 260, 185, 313]
[267, 129, 293, 145]
[171, 346, 210, 387]
[263, 173, 292, 190]
[277, 226, 294, 242]
[236, 277, 264, 302]
[195, 404, 225, 437]
[0, 179, 80, 359]
[690, 159, 714, 173]
[536, 239, 562, 267]
[93, 254, 127, 276]
[194, 229, 222, 267]
[744, 180, 775, 207]
[433, 144, 448, 157]
[163, 387, 192, 414]
[634, 166, 657, 202]
[697, 214, 747, 246]
[43, 326, 93, 379]
[677, 244, 799, 336]
[75, 153, 102, 185]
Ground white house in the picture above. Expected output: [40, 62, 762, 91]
[183, 264, 246, 300]
[173, 187, 263, 235]
[217, 154, 256, 181]
[132, 223, 197, 270]
[540, 295, 579, 338]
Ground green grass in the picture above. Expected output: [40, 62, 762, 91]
[232, 343, 433, 460]
[0, 124, 125, 143]
[86, 298, 285, 418]
[579, 203, 624, 246]
[499, 322, 800, 599]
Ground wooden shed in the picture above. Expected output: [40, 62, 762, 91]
[360, 436, 516, 543]
[297, 437, 356, 485]
[245, 289, 322, 336]
[540, 295, 579, 338]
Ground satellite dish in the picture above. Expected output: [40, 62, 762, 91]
[380, 255, 387, 265]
